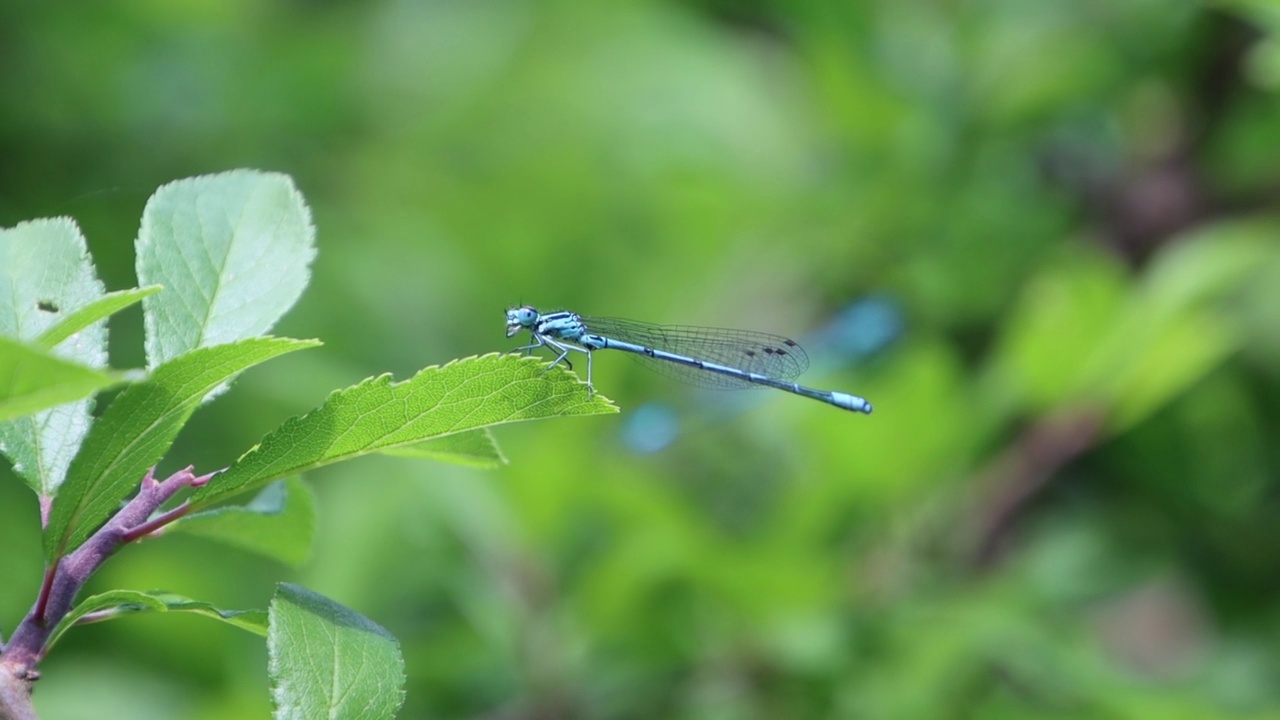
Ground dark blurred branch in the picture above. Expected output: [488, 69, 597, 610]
[969, 409, 1105, 569]
[1042, 11, 1264, 265]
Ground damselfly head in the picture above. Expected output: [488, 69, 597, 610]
[505, 306, 539, 337]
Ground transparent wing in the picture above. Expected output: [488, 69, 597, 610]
[580, 316, 810, 390]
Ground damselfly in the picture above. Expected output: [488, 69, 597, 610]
[505, 306, 872, 413]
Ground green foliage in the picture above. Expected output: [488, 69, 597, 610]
[2, 169, 625, 720]
[989, 221, 1278, 432]
[44, 337, 320, 560]
[268, 584, 405, 720]
[0, 218, 111, 496]
[34, 287, 161, 350]
[5, 2, 1280, 719]
[0, 337, 121, 425]
[381, 428, 507, 468]
[170, 478, 316, 567]
[189, 353, 614, 509]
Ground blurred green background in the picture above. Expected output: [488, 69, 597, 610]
[4, 0, 1280, 718]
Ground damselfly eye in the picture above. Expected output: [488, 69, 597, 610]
[505, 307, 539, 328]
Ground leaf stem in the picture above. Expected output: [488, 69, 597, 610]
[120, 501, 193, 543]
[31, 568, 57, 626]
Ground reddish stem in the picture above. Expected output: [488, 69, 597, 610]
[31, 567, 57, 627]
[120, 502, 194, 543]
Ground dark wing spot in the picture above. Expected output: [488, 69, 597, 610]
[776, 349, 788, 356]
[744, 350, 757, 357]
[783, 339, 798, 347]
[37, 300, 60, 313]
[763, 347, 776, 355]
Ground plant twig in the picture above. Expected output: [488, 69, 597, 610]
[0, 664, 40, 720]
[0, 465, 217, 710]
[119, 503, 192, 543]
[119, 467, 213, 543]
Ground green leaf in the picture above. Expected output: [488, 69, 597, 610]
[989, 222, 1279, 433]
[35, 286, 162, 350]
[137, 170, 316, 368]
[0, 218, 106, 347]
[269, 583, 405, 720]
[0, 218, 108, 496]
[380, 427, 507, 468]
[44, 337, 320, 561]
[170, 478, 315, 567]
[190, 353, 615, 509]
[1107, 309, 1236, 432]
[989, 247, 1128, 412]
[48, 589, 267, 651]
[0, 337, 122, 423]
[1082, 222, 1277, 432]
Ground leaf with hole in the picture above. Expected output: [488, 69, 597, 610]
[0, 218, 110, 495]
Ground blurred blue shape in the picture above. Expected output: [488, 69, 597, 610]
[821, 294, 903, 359]
[621, 402, 681, 454]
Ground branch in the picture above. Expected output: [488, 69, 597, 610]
[119, 501, 194, 544]
[0, 465, 217, 704]
[966, 408, 1104, 569]
[0, 664, 39, 720]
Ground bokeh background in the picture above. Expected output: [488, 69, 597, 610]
[4, 1, 1280, 718]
